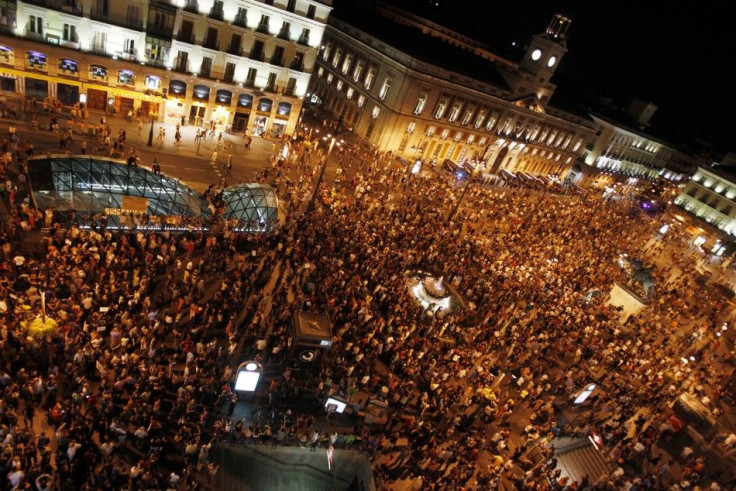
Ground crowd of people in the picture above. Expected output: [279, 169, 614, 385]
[1, 104, 735, 490]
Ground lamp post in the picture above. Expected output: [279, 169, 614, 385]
[447, 175, 472, 223]
[147, 115, 154, 147]
[306, 134, 336, 214]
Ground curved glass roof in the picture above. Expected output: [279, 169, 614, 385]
[27, 156, 209, 218]
[222, 183, 279, 232]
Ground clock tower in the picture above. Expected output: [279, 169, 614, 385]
[519, 13, 571, 85]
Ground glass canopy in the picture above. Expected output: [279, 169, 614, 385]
[27, 155, 209, 218]
[222, 183, 279, 232]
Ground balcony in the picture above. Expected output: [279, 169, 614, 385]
[176, 32, 195, 44]
[174, 61, 189, 73]
[183, 0, 198, 14]
[147, 22, 174, 39]
[264, 83, 277, 93]
[44, 0, 84, 16]
[244, 79, 257, 89]
[290, 60, 304, 72]
[91, 9, 143, 31]
[233, 14, 247, 28]
[202, 38, 219, 50]
[147, 58, 168, 69]
[297, 35, 310, 46]
[199, 68, 211, 78]
[226, 44, 243, 56]
[284, 87, 296, 97]
[270, 56, 284, 67]
[277, 29, 290, 41]
[249, 51, 264, 62]
[256, 23, 270, 35]
[208, 7, 224, 21]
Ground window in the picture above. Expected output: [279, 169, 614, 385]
[26, 51, 47, 69]
[461, 109, 472, 125]
[434, 99, 447, 119]
[407, 121, 416, 133]
[59, 58, 78, 74]
[336, 80, 343, 91]
[467, 134, 475, 144]
[317, 67, 324, 77]
[364, 67, 376, 89]
[426, 125, 436, 136]
[117, 69, 135, 86]
[414, 94, 426, 115]
[332, 48, 341, 68]
[372, 106, 380, 119]
[454, 131, 462, 142]
[353, 61, 364, 82]
[63, 24, 77, 42]
[245, 67, 257, 87]
[279, 21, 291, 39]
[322, 43, 331, 61]
[284, 77, 297, 96]
[126, 5, 140, 26]
[124, 39, 135, 55]
[96, 0, 109, 15]
[448, 103, 461, 122]
[287, 0, 296, 12]
[485, 116, 497, 132]
[357, 94, 365, 107]
[199, 57, 212, 77]
[224, 62, 235, 83]
[307, 5, 316, 19]
[378, 78, 391, 100]
[266, 72, 277, 91]
[478, 137, 487, 146]
[145, 75, 161, 90]
[440, 129, 449, 139]
[341, 54, 353, 74]
[92, 31, 107, 52]
[346, 87, 354, 99]
[474, 110, 486, 129]
[326, 73, 333, 83]
[299, 28, 311, 45]
[30, 15, 43, 35]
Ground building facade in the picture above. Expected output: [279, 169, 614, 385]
[579, 110, 701, 192]
[0, 0, 331, 137]
[309, 11, 596, 176]
[674, 166, 736, 242]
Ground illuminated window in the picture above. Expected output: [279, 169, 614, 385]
[467, 134, 475, 144]
[117, 69, 135, 86]
[448, 103, 461, 122]
[407, 121, 416, 133]
[346, 87, 354, 99]
[440, 129, 449, 139]
[326, 73, 333, 83]
[434, 99, 447, 119]
[461, 109, 473, 125]
[372, 106, 380, 119]
[426, 125, 436, 136]
[478, 137, 487, 146]
[336, 80, 343, 91]
[322, 43, 331, 61]
[378, 78, 391, 100]
[486, 117, 497, 132]
[454, 131, 462, 142]
[353, 60, 364, 82]
[341, 54, 352, 74]
[357, 94, 365, 107]
[317, 67, 324, 77]
[364, 67, 376, 89]
[414, 94, 426, 115]
[145, 75, 161, 90]
[474, 110, 486, 129]
[332, 48, 341, 68]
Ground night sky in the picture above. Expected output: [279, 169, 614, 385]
[361, 0, 734, 154]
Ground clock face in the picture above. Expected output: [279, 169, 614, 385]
[531, 49, 542, 61]
[547, 56, 557, 67]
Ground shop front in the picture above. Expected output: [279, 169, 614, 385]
[252, 97, 273, 137]
[86, 87, 107, 111]
[25, 77, 48, 100]
[57, 82, 79, 107]
[271, 102, 292, 138]
[232, 94, 253, 133]
[165, 80, 187, 125]
[189, 84, 210, 126]
[213, 89, 232, 128]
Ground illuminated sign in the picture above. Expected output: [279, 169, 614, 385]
[59, 58, 78, 73]
[574, 384, 596, 405]
[234, 361, 261, 392]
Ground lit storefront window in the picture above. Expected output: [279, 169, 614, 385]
[0, 45, 14, 64]
[59, 58, 79, 75]
[90, 65, 108, 81]
[145, 75, 162, 90]
[118, 69, 135, 86]
[26, 51, 47, 70]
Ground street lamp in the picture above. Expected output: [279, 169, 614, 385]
[447, 174, 472, 223]
[147, 115, 155, 147]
